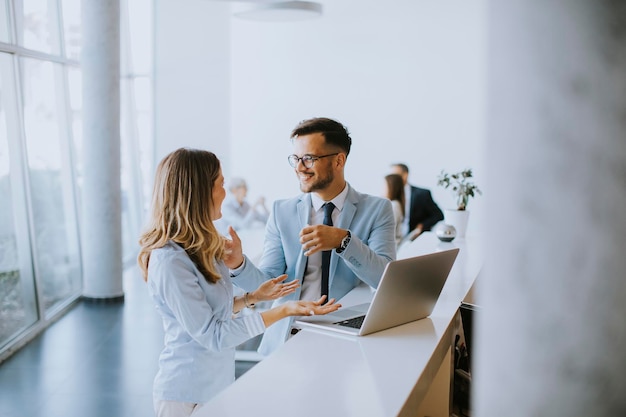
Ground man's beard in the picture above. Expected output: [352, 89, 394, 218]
[299, 168, 334, 193]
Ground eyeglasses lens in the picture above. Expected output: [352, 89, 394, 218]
[288, 155, 314, 168]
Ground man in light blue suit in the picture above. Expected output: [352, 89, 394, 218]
[229, 117, 396, 355]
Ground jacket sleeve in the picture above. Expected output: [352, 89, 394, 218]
[420, 189, 444, 231]
[231, 203, 286, 291]
[337, 198, 397, 288]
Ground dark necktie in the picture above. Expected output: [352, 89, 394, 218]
[321, 202, 335, 299]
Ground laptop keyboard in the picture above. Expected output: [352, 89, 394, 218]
[335, 315, 366, 329]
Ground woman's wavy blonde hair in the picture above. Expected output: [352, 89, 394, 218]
[138, 148, 225, 283]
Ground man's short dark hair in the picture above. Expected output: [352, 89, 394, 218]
[290, 117, 352, 156]
[391, 163, 409, 174]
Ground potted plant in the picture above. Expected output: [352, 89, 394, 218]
[437, 169, 482, 238]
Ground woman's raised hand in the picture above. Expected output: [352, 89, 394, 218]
[260, 295, 342, 328]
[254, 274, 300, 302]
[223, 226, 244, 269]
[288, 296, 342, 317]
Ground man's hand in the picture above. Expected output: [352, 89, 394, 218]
[299, 225, 347, 256]
[407, 225, 424, 242]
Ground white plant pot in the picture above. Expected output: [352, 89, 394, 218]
[444, 209, 470, 238]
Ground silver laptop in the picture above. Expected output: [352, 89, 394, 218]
[295, 248, 459, 336]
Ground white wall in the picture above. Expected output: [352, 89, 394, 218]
[230, 0, 487, 234]
[154, 0, 232, 169]
[155, 0, 487, 235]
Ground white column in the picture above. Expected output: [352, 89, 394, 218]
[81, 0, 123, 299]
[476, 1, 626, 415]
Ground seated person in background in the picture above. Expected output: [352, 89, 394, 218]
[390, 163, 444, 241]
[384, 173, 406, 247]
[216, 177, 270, 234]
[229, 117, 397, 356]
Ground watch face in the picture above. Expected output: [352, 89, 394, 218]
[337, 232, 350, 253]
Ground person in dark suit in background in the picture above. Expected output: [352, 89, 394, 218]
[390, 163, 444, 241]
[384, 173, 406, 247]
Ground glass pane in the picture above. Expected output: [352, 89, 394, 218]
[67, 65, 82, 209]
[120, 0, 154, 263]
[134, 77, 153, 213]
[21, 57, 81, 313]
[120, 78, 139, 263]
[19, 0, 62, 54]
[120, 131, 133, 263]
[60, 0, 81, 60]
[0, 0, 10, 43]
[126, 0, 153, 75]
[119, 77, 153, 262]
[0, 53, 38, 348]
[121, 183, 136, 264]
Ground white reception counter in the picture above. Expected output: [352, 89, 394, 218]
[194, 232, 482, 417]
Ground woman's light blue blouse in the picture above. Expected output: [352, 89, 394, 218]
[147, 241, 266, 403]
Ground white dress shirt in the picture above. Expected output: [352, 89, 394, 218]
[299, 184, 349, 301]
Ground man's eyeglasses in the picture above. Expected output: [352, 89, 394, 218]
[287, 153, 339, 169]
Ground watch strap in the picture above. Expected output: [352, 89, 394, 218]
[336, 231, 351, 254]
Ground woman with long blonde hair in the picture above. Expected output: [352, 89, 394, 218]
[138, 148, 340, 417]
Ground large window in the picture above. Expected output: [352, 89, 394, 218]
[21, 57, 81, 313]
[17, 0, 62, 54]
[0, 52, 39, 345]
[0, 0, 10, 42]
[121, 0, 153, 265]
[0, 0, 153, 359]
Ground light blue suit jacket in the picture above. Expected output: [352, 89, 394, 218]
[234, 183, 397, 355]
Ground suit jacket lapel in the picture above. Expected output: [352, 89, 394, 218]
[410, 185, 419, 229]
[295, 194, 312, 283]
[336, 186, 358, 230]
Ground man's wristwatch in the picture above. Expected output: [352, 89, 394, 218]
[336, 231, 351, 254]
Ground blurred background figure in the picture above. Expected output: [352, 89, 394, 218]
[390, 163, 443, 241]
[384, 173, 405, 247]
[215, 177, 269, 235]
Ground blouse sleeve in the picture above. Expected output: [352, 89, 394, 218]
[149, 251, 266, 351]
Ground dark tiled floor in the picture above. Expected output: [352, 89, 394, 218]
[0, 268, 257, 417]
